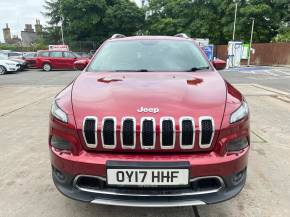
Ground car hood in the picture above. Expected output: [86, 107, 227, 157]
[9, 58, 26, 64]
[0, 59, 18, 65]
[72, 71, 227, 130]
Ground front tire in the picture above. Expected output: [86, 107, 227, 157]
[0, 66, 6, 75]
[43, 63, 52, 71]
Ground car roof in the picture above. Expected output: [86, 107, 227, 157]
[107, 35, 193, 42]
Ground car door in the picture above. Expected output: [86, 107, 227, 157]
[63, 51, 77, 69]
[50, 51, 65, 69]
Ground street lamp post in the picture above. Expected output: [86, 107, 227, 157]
[232, 2, 238, 41]
[60, 17, 65, 45]
[248, 18, 255, 66]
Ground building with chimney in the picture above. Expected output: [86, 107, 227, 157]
[2, 20, 43, 46]
[3, 23, 12, 43]
[35, 19, 43, 35]
[2, 24, 21, 44]
[21, 20, 43, 46]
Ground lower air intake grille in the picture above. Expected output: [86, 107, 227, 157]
[161, 119, 174, 147]
[83, 117, 96, 147]
[142, 119, 154, 147]
[102, 118, 115, 146]
[181, 119, 194, 146]
[200, 118, 214, 147]
[122, 119, 134, 147]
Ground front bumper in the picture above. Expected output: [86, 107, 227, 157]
[6, 66, 18, 72]
[50, 147, 249, 207]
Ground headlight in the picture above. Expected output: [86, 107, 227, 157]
[230, 101, 249, 124]
[51, 99, 68, 123]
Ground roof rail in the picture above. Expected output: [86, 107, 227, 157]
[111, 34, 126, 39]
[174, 33, 190, 39]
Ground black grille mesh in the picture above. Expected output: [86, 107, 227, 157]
[162, 120, 174, 146]
[142, 120, 154, 146]
[181, 120, 194, 146]
[103, 119, 115, 145]
[201, 119, 213, 145]
[84, 119, 95, 144]
[122, 119, 134, 146]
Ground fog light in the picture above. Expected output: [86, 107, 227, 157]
[51, 136, 71, 150]
[53, 166, 66, 182]
[227, 137, 248, 152]
[232, 168, 246, 185]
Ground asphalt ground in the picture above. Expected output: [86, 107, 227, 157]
[0, 67, 290, 217]
[221, 66, 290, 93]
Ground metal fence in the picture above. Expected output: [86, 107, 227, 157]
[215, 43, 290, 66]
[67, 41, 99, 52]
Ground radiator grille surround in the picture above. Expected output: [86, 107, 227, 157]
[121, 117, 136, 149]
[82, 116, 215, 150]
[83, 117, 97, 148]
[102, 117, 117, 149]
[160, 117, 175, 149]
[199, 117, 214, 148]
[141, 117, 156, 149]
[180, 117, 195, 149]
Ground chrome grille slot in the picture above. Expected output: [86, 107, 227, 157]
[180, 117, 194, 149]
[160, 117, 175, 149]
[102, 117, 116, 148]
[199, 117, 214, 148]
[141, 117, 155, 149]
[121, 117, 136, 148]
[83, 116, 97, 148]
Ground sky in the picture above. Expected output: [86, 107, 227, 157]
[0, 0, 143, 43]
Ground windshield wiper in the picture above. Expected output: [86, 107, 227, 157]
[185, 66, 210, 72]
[114, 69, 150, 72]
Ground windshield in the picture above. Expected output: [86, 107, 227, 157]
[0, 53, 8, 60]
[88, 40, 210, 72]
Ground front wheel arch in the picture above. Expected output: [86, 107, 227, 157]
[42, 63, 52, 71]
[0, 65, 7, 75]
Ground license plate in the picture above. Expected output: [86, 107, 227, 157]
[107, 169, 189, 187]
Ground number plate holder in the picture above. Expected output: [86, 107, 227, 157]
[106, 161, 190, 188]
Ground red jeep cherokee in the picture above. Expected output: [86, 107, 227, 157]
[49, 34, 249, 207]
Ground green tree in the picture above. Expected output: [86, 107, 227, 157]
[43, 0, 145, 45]
[145, 0, 290, 44]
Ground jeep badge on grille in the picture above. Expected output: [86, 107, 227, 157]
[137, 107, 159, 114]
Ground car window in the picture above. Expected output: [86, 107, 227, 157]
[8, 53, 22, 57]
[38, 51, 49, 57]
[24, 53, 36, 58]
[63, 52, 75, 58]
[50, 52, 63, 58]
[88, 40, 210, 72]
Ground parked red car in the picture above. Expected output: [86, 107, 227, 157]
[36, 50, 89, 71]
[49, 34, 250, 207]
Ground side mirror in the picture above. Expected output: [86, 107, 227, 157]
[74, 59, 89, 70]
[212, 58, 226, 70]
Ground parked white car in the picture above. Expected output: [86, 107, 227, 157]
[0, 53, 19, 75]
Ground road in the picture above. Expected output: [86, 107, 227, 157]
[221, 66, 290, 93]
[1, 66, 290, 93]
[0, 67, 290, 217]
